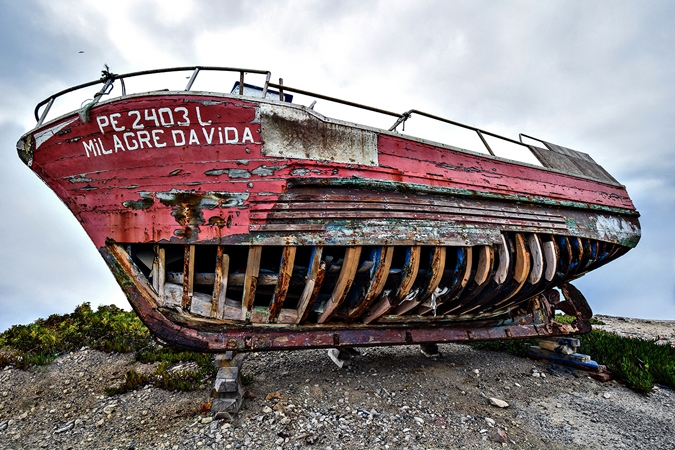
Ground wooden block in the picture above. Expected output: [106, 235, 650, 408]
[589, 371, 613, 382]
[538, 339, 575, 355]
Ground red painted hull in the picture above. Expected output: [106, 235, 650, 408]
[18, 89, 640, 351]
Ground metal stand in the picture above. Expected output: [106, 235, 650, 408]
[211, 351, 248, 420]
[327, 347, 361, 368]
[419, 343, 440, 358]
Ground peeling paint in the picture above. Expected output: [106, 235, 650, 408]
[122, 192, 155, 210]
[68, 175, 93, 184]
[251, 165, 284, 177]
[204, 168, 251, 179]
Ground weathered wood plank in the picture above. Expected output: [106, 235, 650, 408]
[528, 234, 543, 284]
[182, 245, 195, 311]
[295, 246, 324, 324]
[318, 246, 362, 323]
[362, 246, 421, 323]
[543, 239, 557, 282]
[267, 246, 297, 323]
[394, 247, 446, 315]
[212, 246, 230, 319]
[241, 246, 262, 322]
[347, 246, 394, 320]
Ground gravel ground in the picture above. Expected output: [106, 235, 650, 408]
[0, 317, 673, 450]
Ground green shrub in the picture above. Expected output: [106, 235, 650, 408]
[578, 330, 675, 392]
[0, 303, 151, 366]
[0, 303, 218, 395]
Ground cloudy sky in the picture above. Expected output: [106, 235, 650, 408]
[1, 0, 674, 331]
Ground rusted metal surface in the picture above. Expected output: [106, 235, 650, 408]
[17, 67, 642, 352]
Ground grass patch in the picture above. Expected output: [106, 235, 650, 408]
[0, 303, 217, 394]
[578, 331, 675, 392]
[555, 314, 605, 325]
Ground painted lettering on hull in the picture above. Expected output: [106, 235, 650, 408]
[84, 105, 257, 157]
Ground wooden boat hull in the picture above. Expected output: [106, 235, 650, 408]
[18, 76, 640, 351]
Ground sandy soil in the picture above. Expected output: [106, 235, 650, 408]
[0, 317, 673, 450]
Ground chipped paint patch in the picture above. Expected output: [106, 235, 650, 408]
[260, 104, 378, 166]
[122, 192, 155, 210]
[68, 175, 93, 184]
[155, 189, 249, 239]
[290, 168, 324, 176]
[33, 118, 78, 149]
[251, 165, 285, 177]
[204, 168, 251, 179]
[595, 215, 642, 246]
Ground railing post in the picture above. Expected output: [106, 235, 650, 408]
[262, 72, 271, 98]
[278, 78, 284, 101]
[36, 97, 55, 127]
[185, 67, 201, 91]
[239, 72, 244, 95]
[476, 130, 495, 156]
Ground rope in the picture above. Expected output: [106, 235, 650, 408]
[79, 65, 117, 122]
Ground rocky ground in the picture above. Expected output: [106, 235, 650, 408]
[0, 316, 673, 450]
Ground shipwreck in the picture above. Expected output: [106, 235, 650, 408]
[17, 66, 640, 355]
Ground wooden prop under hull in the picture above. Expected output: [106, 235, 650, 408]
[101, 230, 615, 352]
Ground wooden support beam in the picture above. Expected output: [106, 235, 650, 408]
[347, 246, 394, 320]
[212, 246, 230, 319]
[241, 246, 262, 322]
[318, 246, 361, 324]
[393, 246, 446, 315]
[442, 245, 494, 315]
[542, 239, 557, 282]
[182, 245, 195, 311]
[295, 246, 325, 324]
[362, 246, 420, 324]
[267, 246, 297, 323]
[528, 234, 543, 284]
[152, 244, 160, 293]
[494, 233, 531, 307]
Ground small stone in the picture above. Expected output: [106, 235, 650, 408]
[490, 428, 509, 443]
[103, 405, 115, 415]
[1, 392, 7, 397]
[489, 398, 509, 408]
[262, 406, 273, 414]
[266, 391, 282, 401]
[18, 411, 28, 420]
[96, 419, 104, 426]
[603, 393, 611, 399]
[485, 417, 495, 427]
[54, 421, 74, 434]
[414, 417, 424, 426]
[532, 372, 541, 378]
[201, 417, 213, 424]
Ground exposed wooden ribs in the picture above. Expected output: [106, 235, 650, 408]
[132, 232, 628, 326]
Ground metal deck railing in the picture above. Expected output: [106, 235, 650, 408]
[33, 65, 546, 163]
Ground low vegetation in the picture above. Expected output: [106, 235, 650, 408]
[469, 314, 675, 393]
[0, 303, 216, 394]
